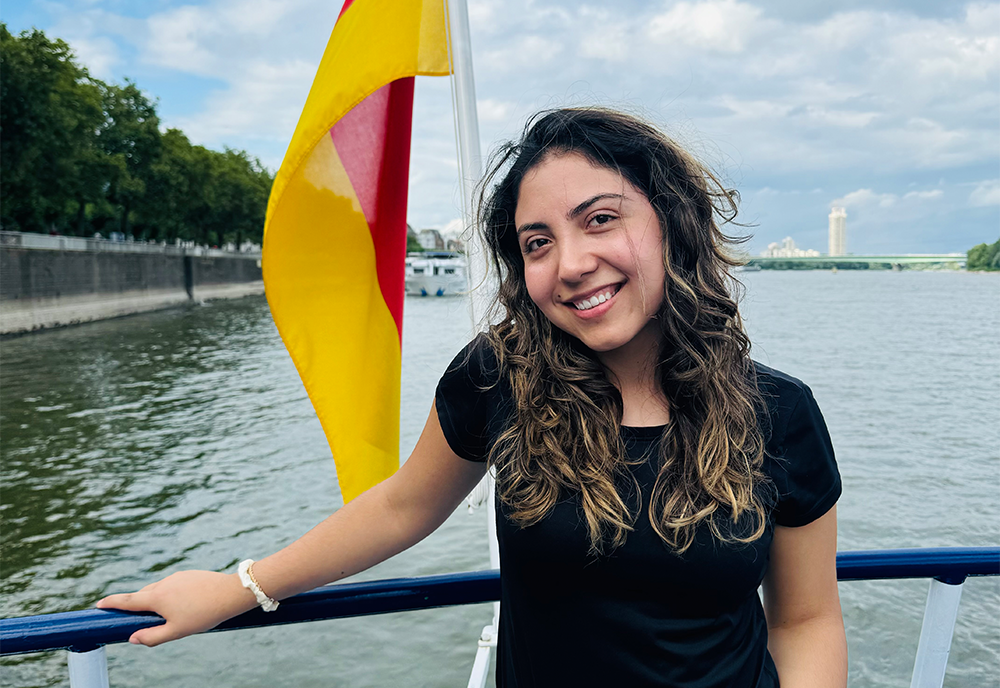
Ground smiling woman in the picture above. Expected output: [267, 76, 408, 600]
[463, 107, 846, 686]
[97, 108, 846, 688]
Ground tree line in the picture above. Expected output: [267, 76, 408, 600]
[967, 239, 1000, 271]
[0, 25, 273, 248]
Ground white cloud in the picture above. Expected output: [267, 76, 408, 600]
[144, 7, 219, 76]
[226, 0, 299, 35]
[48, 8, 142, 80]
[647, 0, 768, 53]
[47, 0, 997, 181]
[64, 35, 120, 80]
[969, 179, 1000, 207]
[833, 187, 944, 209]
[23, 0, 997, 245]
[834, 189, 899, 209]
[477, 98, 516, 123]
[576, 8, 629, 62]
[796, 106, 878, 129]
[481, 35, 564, 72]
[713, 96, 789, 120]
[468, 0, 501, 34]
[142, 0, 313, 77]
[903, 189, 944, 201]
[884, 3, 999, 82]
[173, 59, 316, 147]
[799, 10, 880, 55]
[117, 0, 337, 154]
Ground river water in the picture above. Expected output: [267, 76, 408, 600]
[1, 270, 998, 687]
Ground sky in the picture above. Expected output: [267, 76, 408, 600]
[3, 0, 998, 254]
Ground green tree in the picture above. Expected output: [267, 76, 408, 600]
[201, 148, 271, 247]
[140, 129, 217, 243]
[967, 239, 1000, 271]
[1, 25, 272, 243]
[98, 80, 161, 237]
[407, 234, 425, 252]
[136, 133, 272, 246]
[0, 24, 105, 233]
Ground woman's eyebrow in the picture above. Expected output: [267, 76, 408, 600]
[567, 193, 625, 220]
[516, 192, 626, 236]
[516, 221, 547, 236]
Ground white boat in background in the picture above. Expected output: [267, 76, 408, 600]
[405, 251, 468, 297]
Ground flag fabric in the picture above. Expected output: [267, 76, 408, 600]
[263, 0, 450, 502]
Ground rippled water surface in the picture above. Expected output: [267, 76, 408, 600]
[2, 270, 998, 687]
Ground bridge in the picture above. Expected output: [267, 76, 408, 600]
[747, 254, 966, 269]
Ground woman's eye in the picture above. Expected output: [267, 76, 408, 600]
[589, 213, 616, 227]
[524, 237, 549, 253]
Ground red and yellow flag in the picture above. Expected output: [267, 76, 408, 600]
[263, 0, 450, 502]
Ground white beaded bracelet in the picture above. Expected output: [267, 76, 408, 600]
[238, 559, 279, 612]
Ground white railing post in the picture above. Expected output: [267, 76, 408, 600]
[467, 623, 498, 688]
[909, 578, 964, 688]
[68, 647, 110, 688]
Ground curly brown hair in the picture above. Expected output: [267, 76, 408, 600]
[477, 107, 770, 555]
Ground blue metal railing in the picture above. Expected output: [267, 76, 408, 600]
[833, 546, 998, 583]
[1, 547, 996, 657]
[1, 569, 500, 655]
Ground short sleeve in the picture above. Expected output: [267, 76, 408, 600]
[435, 335, 505, 462]
[769, 384, 842, 527]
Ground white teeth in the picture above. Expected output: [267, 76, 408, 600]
[574, 289, 615, 311]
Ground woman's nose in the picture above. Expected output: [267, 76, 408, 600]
[557, 239, 599, 283]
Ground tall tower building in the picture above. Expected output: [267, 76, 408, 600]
[828, 207, 847, 256]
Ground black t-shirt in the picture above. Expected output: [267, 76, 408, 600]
[435, 337, 841, 688]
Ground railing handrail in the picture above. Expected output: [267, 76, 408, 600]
[835, 546, 999, 583]
[2, 546, 996, 656]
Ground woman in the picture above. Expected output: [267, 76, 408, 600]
[99, 108, 847, 687]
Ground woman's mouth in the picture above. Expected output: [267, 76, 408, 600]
[571, 284, 622, 311]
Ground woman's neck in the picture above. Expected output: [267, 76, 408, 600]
[597, 324, 670, 427]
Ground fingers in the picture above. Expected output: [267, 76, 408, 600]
[96, 591, 153, 612]
[97, 579, 158, 610]
[129, 624, 174, 648]
[97, 591, 171, 647]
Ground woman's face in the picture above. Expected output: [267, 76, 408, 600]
[514, 151, 666, 357]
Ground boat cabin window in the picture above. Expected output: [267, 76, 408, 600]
[413, 268, 424, 274]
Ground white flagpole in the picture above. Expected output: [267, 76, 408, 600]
[446, 0, 481, 214]
[447, 0, 487, 324]
[444, 2, 500, 687]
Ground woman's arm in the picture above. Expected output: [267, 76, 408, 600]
[97, 403, 488, 647]
[762, 505, 847, 688]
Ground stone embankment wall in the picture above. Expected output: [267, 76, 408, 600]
[0, 237, 264, 335]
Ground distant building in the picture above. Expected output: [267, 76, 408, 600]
[828, 207, 847, 256]
[440, 220, 466, 252]
[760, 236, 821, 258]
[417, 229, 444, 250]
